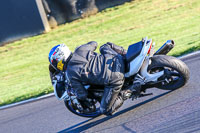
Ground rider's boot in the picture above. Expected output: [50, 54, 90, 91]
[121, 74, 144, 100]
[120, 86, 135, 100]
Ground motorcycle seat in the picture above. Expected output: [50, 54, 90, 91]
[125, 41, 143, 73]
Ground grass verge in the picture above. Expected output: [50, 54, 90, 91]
[0, 0, 200, 106]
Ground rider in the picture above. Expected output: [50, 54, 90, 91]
[48, 41, 137, 115]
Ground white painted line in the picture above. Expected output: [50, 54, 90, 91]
[0, 50, 200, 110]
[0, 93, 54, 110]
[178, 50, 200, 59]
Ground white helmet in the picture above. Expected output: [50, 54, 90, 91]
[48, 44, 72, 71]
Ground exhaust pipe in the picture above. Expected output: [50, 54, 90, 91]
[154, 40, 175, 55]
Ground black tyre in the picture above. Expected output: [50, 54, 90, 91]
[148, 55, 190, 90]
[64, 99, 101, 118]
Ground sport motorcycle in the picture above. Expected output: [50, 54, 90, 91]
[63, 37, 190, 117]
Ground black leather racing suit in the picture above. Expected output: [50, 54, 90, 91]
[50, 41, 127, 114]
[67, 41, 126, 114]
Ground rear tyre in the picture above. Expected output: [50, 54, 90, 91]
[148, 55, 190, 90]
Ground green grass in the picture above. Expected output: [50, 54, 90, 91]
[0, 0, 200, 106]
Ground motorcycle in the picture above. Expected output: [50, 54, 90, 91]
[63, 37, 190, 117]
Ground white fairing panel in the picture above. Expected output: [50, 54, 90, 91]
[140, 57, 164, 83]
[125, 37, 152, 77]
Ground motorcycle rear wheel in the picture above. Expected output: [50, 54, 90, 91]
[148, 55, 190, 90]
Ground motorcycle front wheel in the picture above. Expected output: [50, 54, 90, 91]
[148, 55, 190, 90]
[64, 99, 101, 118]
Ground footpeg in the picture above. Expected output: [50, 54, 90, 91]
[139, 93, 153, 97]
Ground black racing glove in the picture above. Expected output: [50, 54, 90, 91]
[106, 42, 127, 55]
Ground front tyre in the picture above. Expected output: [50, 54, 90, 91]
[64, 99, 101, 118]
[148, 55, 190, 90]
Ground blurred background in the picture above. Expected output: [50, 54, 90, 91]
[0, 0, 130, 46]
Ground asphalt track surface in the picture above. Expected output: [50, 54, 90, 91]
[0, 53, 200, 133]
